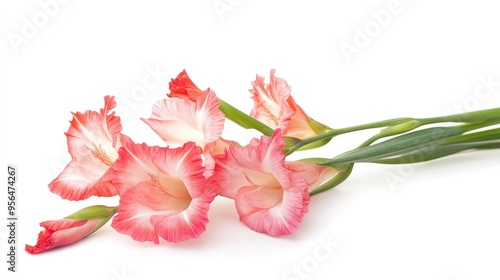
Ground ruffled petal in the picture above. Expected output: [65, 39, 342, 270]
[142, 90, 224, 148]
[151, 197, 211, 243]
[235, 179, 305, 236]
[66, 96, 122, 162]
[50, 96, 127, 200]
[111, 182, 167, 244]
[249, 69, 293, 130]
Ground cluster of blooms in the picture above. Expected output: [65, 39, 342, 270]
[26, 70, 338, 254]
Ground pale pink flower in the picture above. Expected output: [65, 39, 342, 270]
[212, 130, 310, 236]
[250, 70, 330, 139]
[111, 140, 215, 243]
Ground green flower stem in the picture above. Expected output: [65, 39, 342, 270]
[284, 108, 500, 155]
[219, 99, 274, 136]
[323, 119, 500, 165]
[283, 118, 413, 155]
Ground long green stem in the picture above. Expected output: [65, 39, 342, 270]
[285, 108, 500, 155]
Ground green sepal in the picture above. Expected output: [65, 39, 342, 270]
[64, 205, 118, 220]
[310, 163, 354, 196]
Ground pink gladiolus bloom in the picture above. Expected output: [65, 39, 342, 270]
[212, 130, 310, 236]
[167, 69, 204, 101]
[49, 96, 129, 201]
[250, 69, 329, 139]
[111, 141, 215, 243]
[142, 89, 225, 148]
[26, 218, 101, 254]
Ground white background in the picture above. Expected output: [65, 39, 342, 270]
[1, 1, 500, 280]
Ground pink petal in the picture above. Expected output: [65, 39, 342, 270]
[48, 153, 117, 200]
[110, 139, 161, 196]
[142, 90, 224, 148]
[249, 69, 294, 130]
[151, 196, 211, 243]
[286, 161, 338, 193]
[66, 96, 122, 162]
[26, 219, 99, 254]
[44, 219, 99, 247]
[203, 137, 242, 178]
[111, 182, 168, 244]
[235, 180, 305, 236]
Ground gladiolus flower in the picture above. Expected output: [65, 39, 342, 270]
[26, 205, 117, 254]
[111, 140, 216, 243]
[167, 69, 204, 101]
[142, 89, 225, 148]
[250, 70, 331, 140]
[49, 96, 129, 201]
[212, 130, 310, 236]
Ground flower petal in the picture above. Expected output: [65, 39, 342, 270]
[250, 69, 293, 130]
[111, 182, 167, 244]
[142, 90, 224, 147]
[66, 95, 122, 162]
[235, 180, 306, 236]
[48, 153, 116, 200]
[110, 139, 161, 196]
[286, 161, 338, 193]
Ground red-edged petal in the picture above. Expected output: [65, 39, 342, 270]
[235, 176, 306, 236]
[111, 182, 168, 244]
[48, 154, 116, 200]
[142, 89, 224, 148]
[50, 96, 128, 200]
[151, 196, 211, 243]
[168, 69, 204, 101]
[25, 219, 98, 254]
[66, 96, 122, 162]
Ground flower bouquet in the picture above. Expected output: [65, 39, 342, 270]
[26, 70, 500, 254]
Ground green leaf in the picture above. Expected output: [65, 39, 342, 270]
[323, 126, 467, 165]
